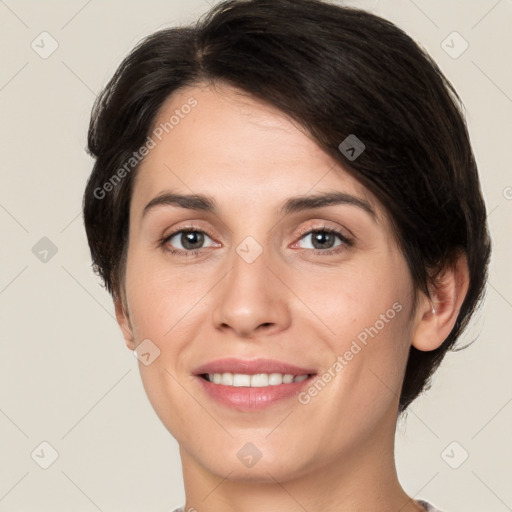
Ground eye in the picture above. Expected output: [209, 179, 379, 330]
[161, 228, 217, 256]
[294, 226, 352, 255]
[159, 225, 353, 258]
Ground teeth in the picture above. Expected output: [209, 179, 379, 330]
[268, 373, 284, 385]
[221, 373, 233, 385]
[251, 373, 270, 387]
[206, 372, 310, 387]
[233, 374, 251, 387]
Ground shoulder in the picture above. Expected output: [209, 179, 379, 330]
[417, 500, 447, 512]
[172, 504, 447, 512]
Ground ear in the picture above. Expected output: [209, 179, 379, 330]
[114, 297, 136, 351]
[412, 252, 470, 351]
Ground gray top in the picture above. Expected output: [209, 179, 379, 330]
[418, 501, 445, 511]
[173, 500, 444, 511]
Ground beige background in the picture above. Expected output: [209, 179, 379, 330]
[0, 0, 511, 511]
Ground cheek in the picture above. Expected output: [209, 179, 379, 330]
[295, 260, 409, 341]
[299, 262, 413, 401]
[124, 251, 207, 341]
[123, 253, 206, 437]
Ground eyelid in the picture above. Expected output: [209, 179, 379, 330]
[162, 223, 219, 247]
[292, 221, 353, 244]
[288, 227, 351, 256]
[162, 221, 216, 240]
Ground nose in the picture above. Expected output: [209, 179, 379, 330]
[211, 239, 292, 339]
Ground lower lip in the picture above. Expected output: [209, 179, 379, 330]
[195, 375, 315, 411]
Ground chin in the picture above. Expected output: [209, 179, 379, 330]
[191, 440, 314, 484]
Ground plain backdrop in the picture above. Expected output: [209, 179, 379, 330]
[0, 1, 511, 511]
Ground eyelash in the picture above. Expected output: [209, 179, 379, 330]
[159, 224, 353, 258]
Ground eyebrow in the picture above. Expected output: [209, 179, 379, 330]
[142, 190, 376, 219]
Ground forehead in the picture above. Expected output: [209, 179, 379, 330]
[131, 82, 381, 219]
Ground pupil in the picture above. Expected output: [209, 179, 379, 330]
[182, 231, 204, 250]
[313, 232, 334, 249]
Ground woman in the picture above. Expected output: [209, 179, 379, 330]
[82, 1, 491, 510]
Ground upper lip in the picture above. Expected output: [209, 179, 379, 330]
[193, 358, 316, 376]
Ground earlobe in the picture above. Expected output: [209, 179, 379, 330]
[412, 252, 470, 352]
[114, 298, 136, 351]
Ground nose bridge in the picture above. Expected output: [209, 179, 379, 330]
[226, 212, 274, 283]
[227, 232, 274, 306]
[235, 234, 266, 267]
[211, 231, 290, 337]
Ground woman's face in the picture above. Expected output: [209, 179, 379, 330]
[117, 82, 422, 482]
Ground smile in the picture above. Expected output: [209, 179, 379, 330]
[201, 372, 311, 387]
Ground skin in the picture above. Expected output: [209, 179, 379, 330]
[114, 82, 469, 512]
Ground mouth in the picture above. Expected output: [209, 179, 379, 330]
[192, 358, 317, 411]
[198, 372, 313, 386]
